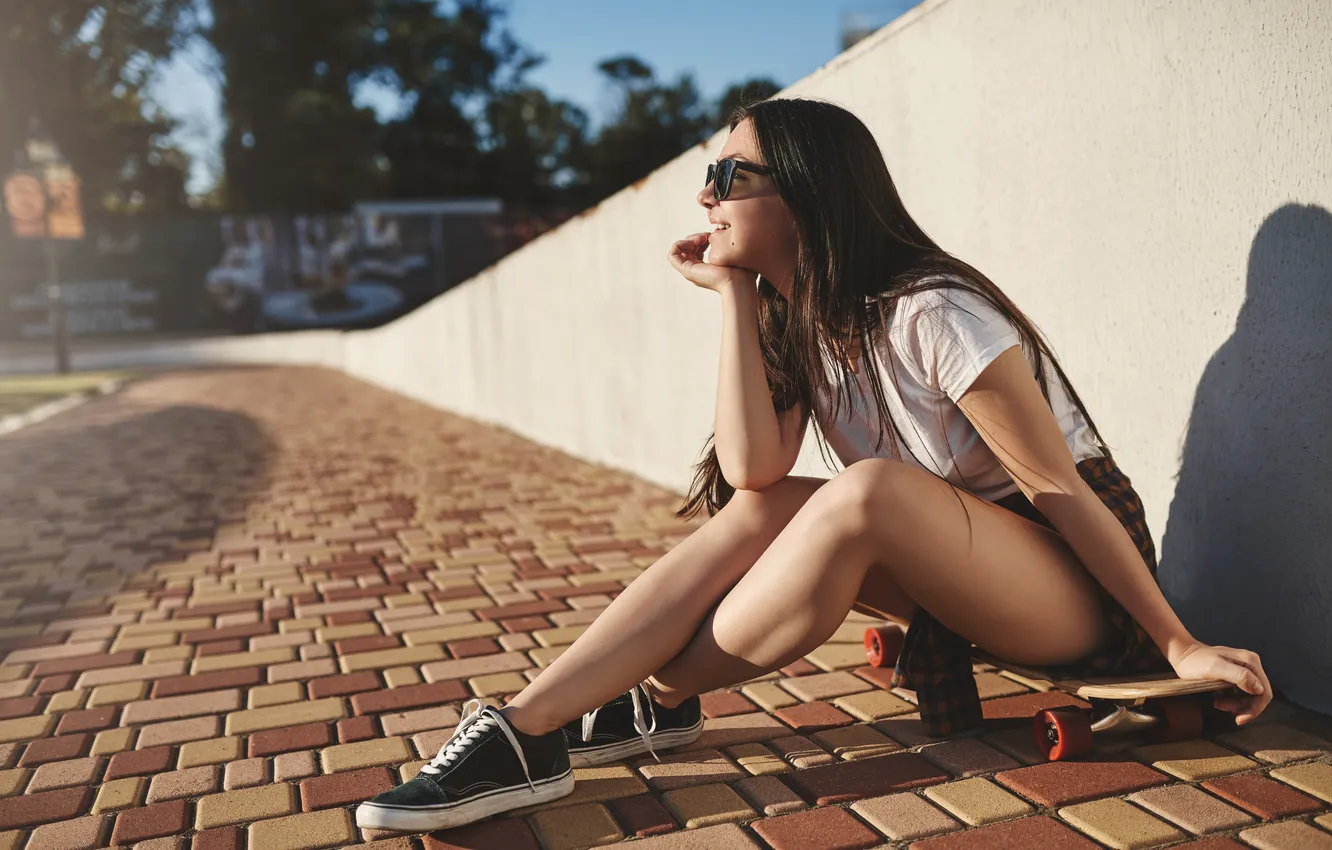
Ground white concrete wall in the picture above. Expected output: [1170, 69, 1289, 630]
[21, 0, 1332, 713]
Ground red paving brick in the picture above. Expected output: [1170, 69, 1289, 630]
[0, 368, 1323, 850]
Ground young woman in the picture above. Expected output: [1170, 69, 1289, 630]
[356, 98, 1272, 833]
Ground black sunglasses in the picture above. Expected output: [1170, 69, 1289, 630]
[706, 158, 773, 201]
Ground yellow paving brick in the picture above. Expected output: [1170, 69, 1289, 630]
[924, 777, 1034, 826]
[660, 783, 756, 829]
[247, 807, 356, 849]
[339, 645, 445, 674]
[1270, 761, 1332, 803]
[178, 736, 244, 768]
[1240, 821, 1332, 849]
[529, 803, 622, 850]
[834, 689, 917, 721]
[248, 681, 305, 709]
[118, 617, 212, 637]
[88, 681, 148, 708]
[811, 724, 902, 760]
[511, 765, 648, 815]
[1130, 740, 1258, 780]
[279, 618, 323, 634]
[321, 737, 413, 773]
[531, 626, 588, 648]
[1059, 798, 1186, 848]
[91, 727, 136, 756]
[0, 714, 55, 744]
[528, 646, 567, 668]
[0, 831, 20, 850]
[432, 595, 492, 613]
[725, 743, 790, 776]
[397, 760, 429, 782]
[195, 783, 297, 829]
[384, 667, 421, 688]
[111, 632, 179, 652]
[0, 667, 27, 683]
[314, 622, 382, 643]
[144, 645, 195, 663]
[191, 647, 296, 674]
[187, 590, 268, 605]
[469, 672, 529, 697]
[227, 697, 345, 735]
[568, 567, 641, 585]
[805, 643, 870, 671]
[400, 621, 502, 646]
[92, 776, 146, 813]
[42, 689, 87, 713]
[0, 769, 29, 797]
[384, 593, 427, 608]
[740, 682, 799, 712]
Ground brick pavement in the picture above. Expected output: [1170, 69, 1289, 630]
[0, 365, 1329, 849]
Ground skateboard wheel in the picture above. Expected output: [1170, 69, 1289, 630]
[1033, 707, 1093, 761]
[863, 624, 905, 669]
[1147, 696, 1205, 743]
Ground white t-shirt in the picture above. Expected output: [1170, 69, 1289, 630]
[812, 284, 1103, 502]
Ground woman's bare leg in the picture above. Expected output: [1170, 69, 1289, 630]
[501, 477, 831, 736]
[640, 458, 1113, 705]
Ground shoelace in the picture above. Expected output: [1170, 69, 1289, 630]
[421, 699, 536, 791]
[581, 682, 661, 762]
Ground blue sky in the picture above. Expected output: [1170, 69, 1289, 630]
[149, 1, 918, 196]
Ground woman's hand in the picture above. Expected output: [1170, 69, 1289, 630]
[668, 233, 758, 294]
[1169, 640, 1272, 725]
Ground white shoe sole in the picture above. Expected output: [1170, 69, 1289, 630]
[354, 769, 574, 832]
[567, 717, 705, 767]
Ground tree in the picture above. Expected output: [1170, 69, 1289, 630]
[0, 0, 199, 212]
[714, 78, 782, 129]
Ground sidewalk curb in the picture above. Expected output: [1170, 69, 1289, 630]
[0, 377, 128, 437]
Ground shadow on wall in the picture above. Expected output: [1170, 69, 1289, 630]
[1160, 203, 1332, 717]
[0, 391, 274, 624]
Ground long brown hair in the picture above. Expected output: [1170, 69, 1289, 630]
[677, 97, 1109, 520]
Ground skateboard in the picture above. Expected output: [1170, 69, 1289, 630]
[863, 623, 1239, 761]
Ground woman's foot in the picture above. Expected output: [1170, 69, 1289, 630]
[562, 682, 704, 766]
[355, 699, 573, 832]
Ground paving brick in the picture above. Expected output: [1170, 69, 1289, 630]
[810, 723, 901, 760]
[0, 714, 55, 744]
[1203, 771, 1325, 820]
[924, 776, 1034, 825]
[321, 736, 412, 773]
[151, 667, 263, 699]
[725, 742, 789, 776]
[637, 748, 743, 791]
[699, 691, 758, 719]
[191, 826, 242, 850]
[918, 738, 1021, 777]
[137, 715, 220, 749]
[0, 786, 91, 831]
[911, 814, 1100, 849]
[832, 688, 915, 721]
[1130, 740, 1259, 781]
[448, 637, 501, 658]
[53, 704, 118, 734]
[980, 690, 1091, 721]
[26, 814, 108, 850]
[27, 756, 100, 792]
[195, 784, 297, 830]
[268, 657, 337, 682]
[606, 794, 678, 838]
[307, 670, 381, 699]
[783, 751, 949, 805]
[225, 696, 344, 736]
[528, 802, 622, 850]
[380, 706, 460, 737]
[223, 758, 268, 791]
[299, 766, 395, 811]
[1061, 798, 1190, 848]
[1239, 821, 1332, 850]
[121, 689, 241, 725]
[1215, 723, 1332, 765]
[424, 817, 541, 849]
[105, 746, 174, 780]
[734, 775, 806, 816]
[659, 782, 755, 828]
[774, 701, 856, 733]
[110, 798, 189, 845]
[751, 805, 880, 849]
[981, 726, 1046, 766]
[778, 671, 874, 703]
[993, 759, 1172, 807]
[351, 679, 469, 715]
[400, 621, 502, 645]
[419, 651, 531, 683]
[383, 667, 423, 688]
[0, 768, 26, 796]
[92, 776, 145, 814]
[247, 722, 334, 758]
[147, 765, 220, 803]
[851, 791, 963, 841]
[602, 823, 761, 849]
[246, 681, 304, 709]
[246, 807, 356, 850]
[75, 660, 188, 689]
[1270, 761, 1332, 803]
[19, 732, 90, 767]
[508, 764, 648, 815]
[30, 650, 137, 679]
[273, 750, 320, 782]
[685, 712, 793, 751]
[804, 644, 870, 672]
[1127, 784, 1258, 834]
[337, 714, 379, 743]
[469, 671, 528, 696]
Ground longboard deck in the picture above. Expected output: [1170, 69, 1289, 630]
[972, 648, 1234, 702]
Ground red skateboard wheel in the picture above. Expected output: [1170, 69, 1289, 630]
[863, 624, 905, 669]
[1146, 696, 1205, 744]
[1033, 707, 1093, 761]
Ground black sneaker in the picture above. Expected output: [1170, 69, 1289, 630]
[561, 682, 704, 767]
[355, 699, 573, 832]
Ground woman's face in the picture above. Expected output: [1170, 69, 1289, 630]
[697, 118, 798, 297]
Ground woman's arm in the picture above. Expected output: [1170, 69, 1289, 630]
[957, 347, 1271, 721]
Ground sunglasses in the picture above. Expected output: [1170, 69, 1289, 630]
[705, 158, 773, 201]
